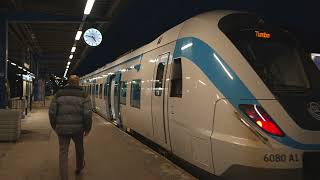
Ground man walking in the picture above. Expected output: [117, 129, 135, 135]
[49, 75, 92, 180]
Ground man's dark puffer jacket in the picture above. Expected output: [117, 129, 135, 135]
[49, 85, 92, 135]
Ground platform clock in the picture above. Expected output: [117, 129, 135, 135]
[83, 28, 102, 46]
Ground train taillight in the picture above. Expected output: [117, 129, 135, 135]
[239, 104, 285, 137]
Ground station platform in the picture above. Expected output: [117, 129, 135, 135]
[0, 105, 196, 180]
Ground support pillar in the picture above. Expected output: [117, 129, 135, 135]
[0, 18, 8, 108]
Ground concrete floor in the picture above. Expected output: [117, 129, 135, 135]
[0, 107, 196, 180]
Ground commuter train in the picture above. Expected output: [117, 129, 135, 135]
[80, 11, 320, 180]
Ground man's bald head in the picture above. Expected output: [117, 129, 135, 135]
[68, 75, 80, 86]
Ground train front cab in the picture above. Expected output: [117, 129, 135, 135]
[206, 12, 320, 179]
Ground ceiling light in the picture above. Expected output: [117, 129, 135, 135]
[69, 55, 73, 59]
[10, 62, 16, 66]
[71, 46, 76, 53]
[67, 61, 71, 66]
[84, 0, 96, 15]
[311, 53, 320, 61]
[75, 31, 82, 40]
[66, 65, 69, 69]
[18, 66, 22, 69]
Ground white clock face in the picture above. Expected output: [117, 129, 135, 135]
[83, 28, 102, 46]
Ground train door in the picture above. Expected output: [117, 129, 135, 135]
[113, 72, 121, 126]
[151, 53, 171, 148]
[91, 84, 96, 109]
[105, 75, 114, 120]
[167, 58, 183, 152]
[110, 78, 116, 119]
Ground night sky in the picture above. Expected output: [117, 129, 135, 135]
[75, 0, 320, 75]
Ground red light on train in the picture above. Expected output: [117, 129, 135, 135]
[239, 104, 284, 137]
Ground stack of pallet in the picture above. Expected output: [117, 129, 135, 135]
[0, 109, 21, 141]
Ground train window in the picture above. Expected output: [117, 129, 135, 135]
[120, 81, 127, 105]
[155, 62, 165, 96]
[91, 85, 93, 95]
[170, 58, 182, 97]
[99, 84, 103, 99]
[130, 79, 141, 108]
[104, 83, 108, 99]
[219, 13, 310, 92]
[95, 84, 99, 97]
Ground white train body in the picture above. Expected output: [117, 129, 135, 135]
[80, 11, 320, 179]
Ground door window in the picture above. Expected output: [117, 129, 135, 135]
[99, 84, 103, 99]
[155, 63, 165, 96]
[130, 79, 141, 108]
[114, 82, 119, 97]
[170, 58, 182, 97]
[120, 81, 127, 105]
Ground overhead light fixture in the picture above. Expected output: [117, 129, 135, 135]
[69, 55, 73, 59]
[75, 31, 82, 40]
[71, 46, 76, 53]
[67, 61, 71, 66]
[18, 66, 22, 69]
[84, 0, 96, 15]
[10, 62, 16, 66]
[311, 53, 320, 61]
[66, 65, 70, 69]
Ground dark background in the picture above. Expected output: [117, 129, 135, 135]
[75, 0, 320, 75]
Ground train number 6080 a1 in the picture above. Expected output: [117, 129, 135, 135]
[264, 154, 286, 162]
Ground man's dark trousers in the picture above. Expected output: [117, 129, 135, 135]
[58, 132, 84, 180]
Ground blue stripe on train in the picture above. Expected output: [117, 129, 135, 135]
[173, 37, 320, 150]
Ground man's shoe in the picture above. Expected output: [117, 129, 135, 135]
[75, 161, 85, 175]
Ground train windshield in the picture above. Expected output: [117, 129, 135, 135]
[218, 13, 311, 92]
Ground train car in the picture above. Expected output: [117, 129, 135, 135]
[80, 11, 320, 180]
